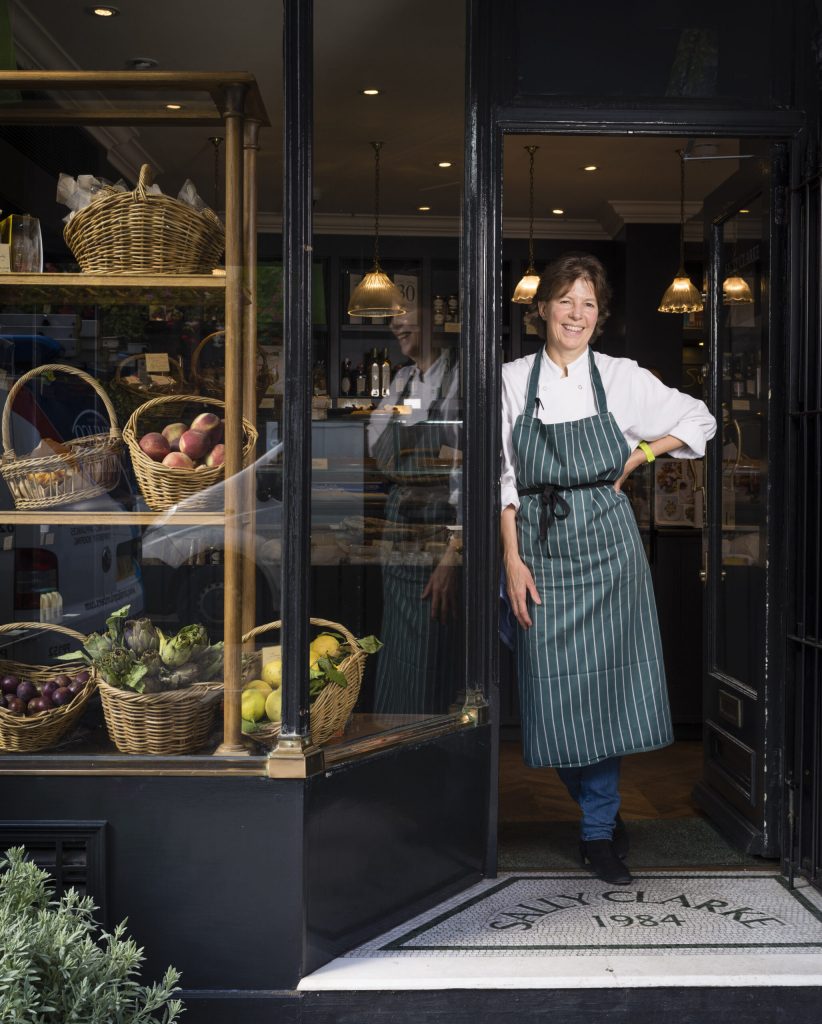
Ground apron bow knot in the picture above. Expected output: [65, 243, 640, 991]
[537, 483, 571, 541]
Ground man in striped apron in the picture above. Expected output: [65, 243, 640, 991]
[501, 253, 716, 885]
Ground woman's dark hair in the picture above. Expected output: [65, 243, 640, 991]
[534, 251, 612, 340]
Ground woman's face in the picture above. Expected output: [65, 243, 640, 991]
[390, 311, 421, 361]
[538, 276, 598, 360]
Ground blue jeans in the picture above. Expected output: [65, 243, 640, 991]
[556, 756, 621, 842]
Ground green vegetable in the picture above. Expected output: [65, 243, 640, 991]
[123, 617, 160, 656]
[96, 647, 149, 693]
[194, 640, 224, 681]
[158, 624, 209, 668]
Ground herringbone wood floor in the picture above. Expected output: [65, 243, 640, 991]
[499, 740, 702, 822]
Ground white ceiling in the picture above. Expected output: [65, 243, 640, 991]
[10, 0, 745, 238]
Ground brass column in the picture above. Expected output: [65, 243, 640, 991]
[216, 83, 248, 754]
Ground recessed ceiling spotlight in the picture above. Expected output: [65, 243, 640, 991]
[739, 208, 750, 214]
[87, 5, 119, 15]
[418, 205, 431, 211]
[165, 103, 183, 110]
[437, 161, 452, 168]
[583, 165, 598, 171]
[361, 88, 380, 96]
[127, 57, 158, 70]
[552, 208, 564, 215]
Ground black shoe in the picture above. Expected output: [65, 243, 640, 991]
[579, 839, 633, 885]
[613, 814, 629, 860]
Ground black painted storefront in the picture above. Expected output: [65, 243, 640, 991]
[3, 2, 822, 1022]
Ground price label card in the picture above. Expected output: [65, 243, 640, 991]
[395, 273, 419, 324]
[144, 352, 170, 374]
[311, 457, 329, 470]
[0, 243, 10, 273]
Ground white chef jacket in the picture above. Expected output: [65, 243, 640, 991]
[501, 346, 717, 511]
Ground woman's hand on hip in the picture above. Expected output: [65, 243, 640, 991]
[504, 554, 541, 629]
[614, 447, 648, 492]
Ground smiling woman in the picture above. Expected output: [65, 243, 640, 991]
[500, 251, 717, 886]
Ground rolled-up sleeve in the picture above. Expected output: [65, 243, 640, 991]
[501, 363, 522, 510]
[627, 365, 717, 458]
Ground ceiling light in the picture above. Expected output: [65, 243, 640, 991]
[722, 275, 754, 305]
[659, 150, 704, 314]
[347, 142, 407, 319]
[127, 57, 158, 70]
[739, 208, 750, 214]
[552, 208, 564, 215]
[165, 103, 182, 110]
[698, 341, 705, 347]
[87, 5, 119, 15]
[583, 165, 598, 172]
[418, 205, 431, 211]
[437, 161, 452, 168]
[512, 145, 540, 304]
[361, 88, 380, 96]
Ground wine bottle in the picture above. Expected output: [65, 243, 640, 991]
[380, 348, 391, 397]
[340, 358, 352, 396]
[355, 363, 367, 396]
[369, 346, 380, 398]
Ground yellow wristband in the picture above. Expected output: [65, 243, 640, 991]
[637, 441, 655, 463]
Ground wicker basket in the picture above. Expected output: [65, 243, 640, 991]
[97, 678, 223, 755]
[63, 164, 224, 276]
[242, 618, 368, 747]
[122, 394, 257, 511]
[111, 352, 188, 422]
[190, 330, 273, 407]
[0, 364, 123, 510]
[0, 622, 97, 753]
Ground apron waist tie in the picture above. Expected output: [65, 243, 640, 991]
[517, 481, 614, 554]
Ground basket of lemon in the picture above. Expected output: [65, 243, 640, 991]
[240, 618, 381, 746]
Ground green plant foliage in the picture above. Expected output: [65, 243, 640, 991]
[0, 847, 184, 1024]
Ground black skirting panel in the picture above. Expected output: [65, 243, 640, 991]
[304, 725, 491, 973]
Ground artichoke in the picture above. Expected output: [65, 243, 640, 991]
[158, 624, 209, 668]
[194, 641, 223, 682]
[159, 662, 201, 691]
[123, 617, 160, 656]
[97, 646, 149, 693]
[83, 630, 115, 660]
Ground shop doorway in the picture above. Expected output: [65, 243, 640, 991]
[494, 134, 784, 871]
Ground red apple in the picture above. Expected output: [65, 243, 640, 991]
[205, 444, 225, 469]
[139, 432, 171, 462]
[162, 451, 195, 470]
[190, 412, 221, 439]
[178, 430, 210, 460]
[161, 422, 188, 451]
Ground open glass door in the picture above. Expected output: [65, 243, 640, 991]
[694, 146, 784, 856]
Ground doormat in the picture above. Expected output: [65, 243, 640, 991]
[346, 873, 822, 957]
[498, 818, 766, 870]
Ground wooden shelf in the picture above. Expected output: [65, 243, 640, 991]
[0, 273, 227, 306]
[0, 511, 228, 526]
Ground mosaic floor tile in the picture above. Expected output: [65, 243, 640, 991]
[346, 872, 822, 957]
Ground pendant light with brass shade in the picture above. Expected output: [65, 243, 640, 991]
[347, 141, 407, 318]
[722, 220, 754, 304]
[512, 145, 541, 303]
[658, 151, 704, 314]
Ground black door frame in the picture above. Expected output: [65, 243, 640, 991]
[463, 0, 807, 874]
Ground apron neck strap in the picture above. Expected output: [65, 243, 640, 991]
[525, 350, 543, 415]
[589, 348, 608, 415]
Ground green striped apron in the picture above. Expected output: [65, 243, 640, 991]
[513, 348, 672, 768]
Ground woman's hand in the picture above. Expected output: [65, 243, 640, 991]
[614, 447, 648, 492]
[421, 560, 458, 623]
[504, 553, 541, 629]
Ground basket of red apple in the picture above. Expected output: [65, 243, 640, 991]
[0, 622, 96, 753]
[122, 395, 257, 511]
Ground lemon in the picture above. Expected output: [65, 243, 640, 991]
[261, 658, 282, 688]
[244, 679, 272, 694]
[311, 633, 340, 658]
[241, 688, 267, 722]
[265, 687, 282, 722]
